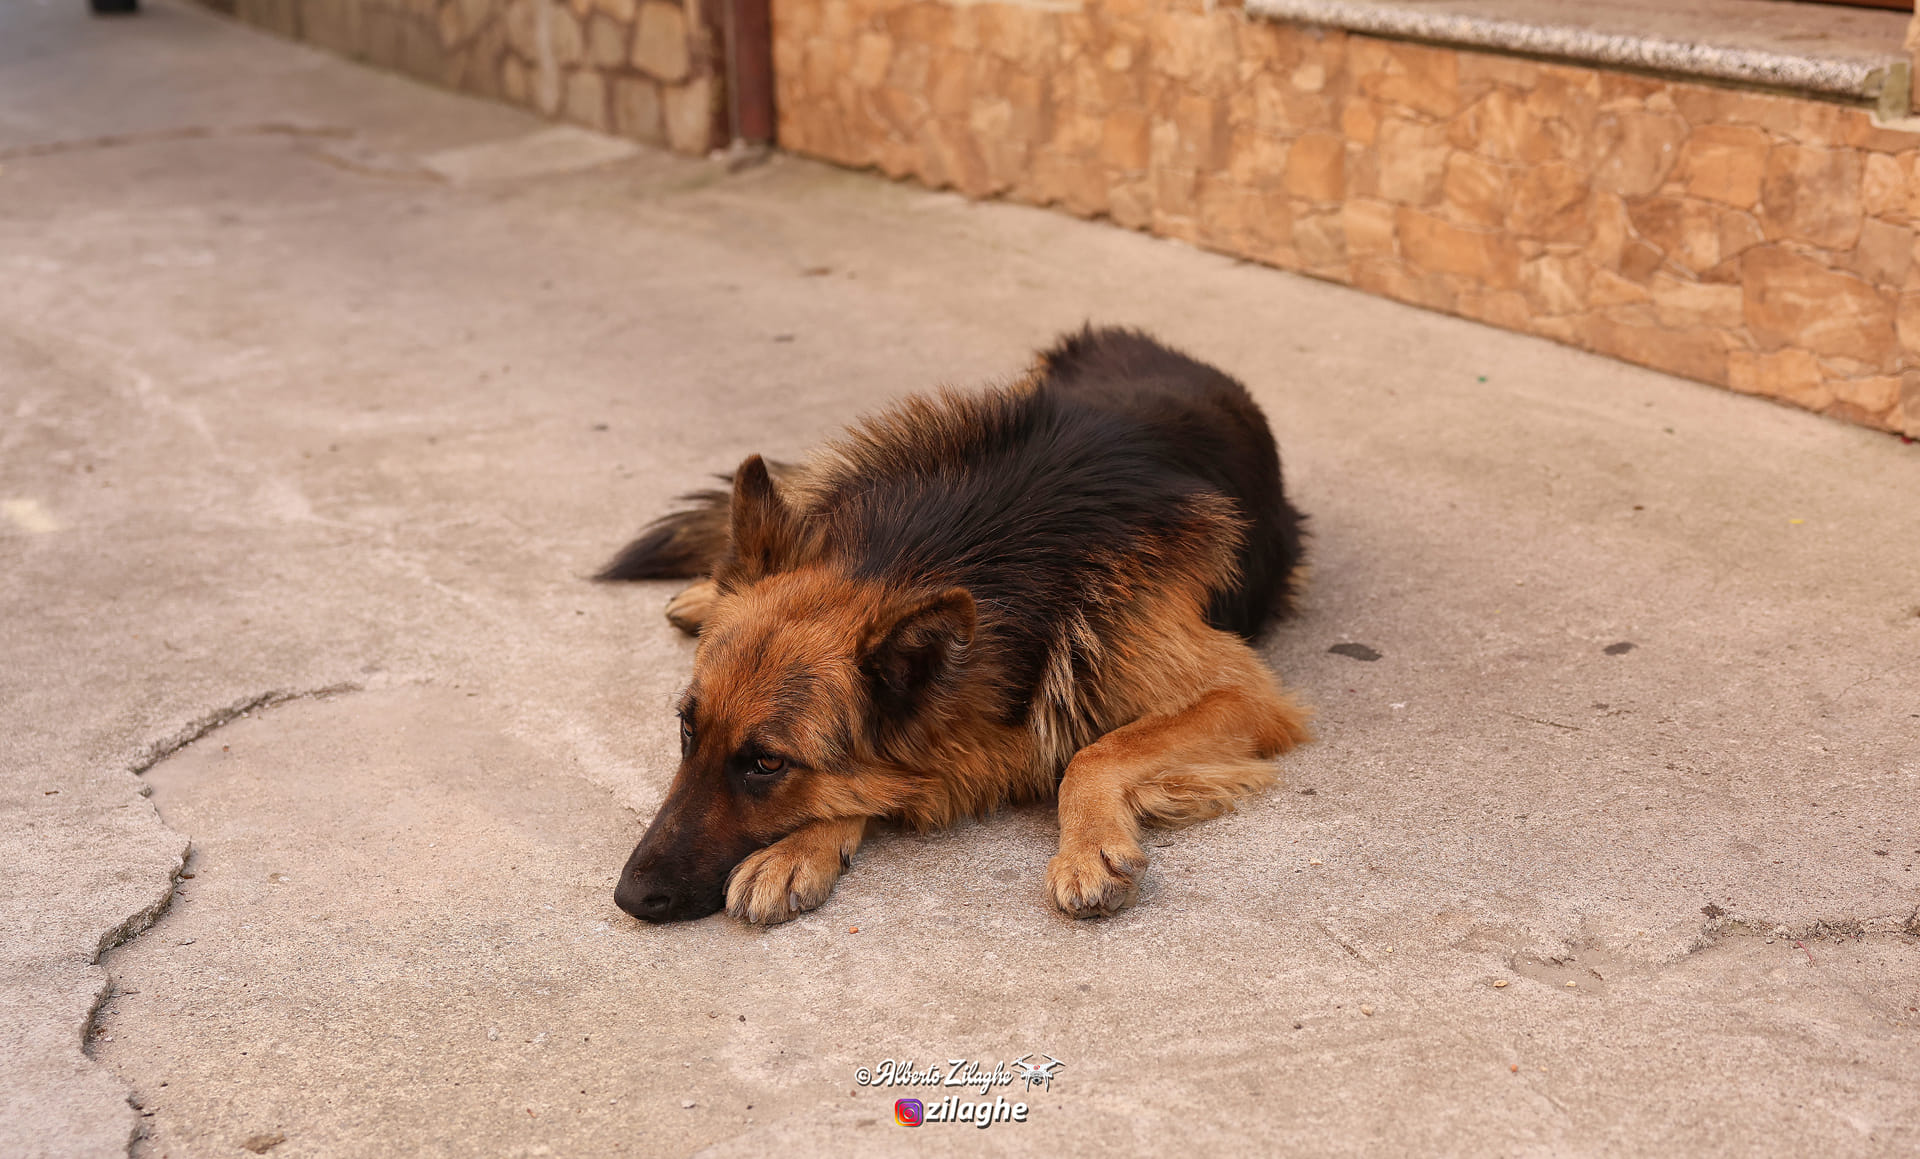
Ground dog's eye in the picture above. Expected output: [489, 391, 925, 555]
[752, 755, 786, 775]
[679, 718, 693, 741]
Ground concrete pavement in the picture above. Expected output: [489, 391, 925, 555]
[2, 2, 1917, 1155]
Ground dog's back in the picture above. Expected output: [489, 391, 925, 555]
[1033, 326, 1304, 639]
[602, 326, 1304, 650]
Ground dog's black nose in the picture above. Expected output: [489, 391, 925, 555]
[614, 873, 675, 923]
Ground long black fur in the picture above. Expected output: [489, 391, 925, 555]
[598, 327, 1306, 650]
[1034, 326, 1304, 638]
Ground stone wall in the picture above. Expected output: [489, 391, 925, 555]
[774, 0, 1920, 437]
[210, 0, 726, 153]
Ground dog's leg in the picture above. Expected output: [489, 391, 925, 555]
[725, 816, 869, 924]
[664, 578, 717, 635]
[1048, 665, 1308, 919]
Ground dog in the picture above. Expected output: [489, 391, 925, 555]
[600, 326, 1310, 924]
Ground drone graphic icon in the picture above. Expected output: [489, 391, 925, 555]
[1011, 1054, 1065, 1092]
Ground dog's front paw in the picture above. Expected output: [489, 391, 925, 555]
[726, 837, 843, 925]
[1047, 840, 1147, 919]
[665, 580, 717, 635]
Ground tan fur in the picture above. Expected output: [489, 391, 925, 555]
[726, 816, 868, 924]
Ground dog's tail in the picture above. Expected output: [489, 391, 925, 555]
[594, 488, 733, 581]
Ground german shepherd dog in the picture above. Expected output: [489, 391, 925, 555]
[601, 327, 1310, 924]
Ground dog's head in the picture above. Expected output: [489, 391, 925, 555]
[615, 456, 976, 923]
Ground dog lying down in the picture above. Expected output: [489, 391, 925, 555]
[600, 326, 1310, 924]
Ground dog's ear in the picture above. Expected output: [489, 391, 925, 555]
[722, 454, 793, 584]
[860, 587, 976, 714]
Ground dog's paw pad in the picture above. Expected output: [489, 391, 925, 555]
[1047, 842, 1146, 919]
[725, 840, 840, 925]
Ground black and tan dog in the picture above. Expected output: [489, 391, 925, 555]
[601, 326, 1310, 924]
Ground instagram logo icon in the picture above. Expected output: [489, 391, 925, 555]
[894, 1098, 925, 1127]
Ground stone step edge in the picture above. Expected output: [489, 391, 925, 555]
[1247, 0, 1911, 115]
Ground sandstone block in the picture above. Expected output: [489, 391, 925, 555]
[1441, 150, 1507, 228]
[1455, 286, 1531, 330]
[875, 85, 927, 136]
[1342, 199, 1396, 256]
[1620, 238, 1664, 282]
[1108, 176, 1155, 230]
[1338, 97, 1379, 147]
[883, 3, 952, 47]
[1519, 253, 1588, 316]
[1626, 196, 1721, 275]
[1362, 39, 1459, 120]
[1903, 371, 1920, 436]
[1154, 166, 1197, 219]
[437, 2, 463, 49]
[1450, 89, 1555, 165]
[1584, 190, 1629, 269]
[563, 68, 607, 130]
[1896, 292, 1920, 354]
[502, 55, 529, 103]
[1760, 144, 1863, 250]
[1676, 124, 1770, 208]
[1053, 109, 1100, 156]
[1860, 151, 1915, 221]
[1587, 267, 1650, 306]
[1743, 246, 1895, 363]
[1397, 207, 1518, 287]
[1849, 216, 1912, 288]
[1648, 272, 1743, 329]
[612, 75, 664, 143]
[663, 73, 714, 153]
[586, 13, 625, 67]
[1291, 209, 1346, 270]
[927, 49, 971, 118]
[1376, 116, 1449, 206]
[885, 41, 932, 92]
[1727, 347, 1826, 405]
[1831, 374, 1901, 417]
[1592, 111, 1688, 196]
[1153, 10, 1235, 93]
[593, 0, 634, 23]
[1224, 127, 1286, 186]
[505, 0, 537, 58]
[1509, 161, 1589, 243]
[1102, 109, 1152, 171]
[1670, 85, 1796, 139]
[821, 0, 855, 42]
[550, 2, 583, 66]
[1150, 93, 1222, 173]
[1581, 316, 1728, 384]
[851, 32, 893, 88]
[1716, 209, 1765, 266]
[1282, 132, 1344, 201]
[977, 5, 1058, 72]
[632, 1, 689, 82]
[458, 0, 494, 36]
[1526, 69, 1601, 138]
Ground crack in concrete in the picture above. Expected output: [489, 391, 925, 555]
[126, 683, 361, 778]
[0, 122, 353, 163]
[1709, 910, 1920, 945]
[82, 683, 368, 1154]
